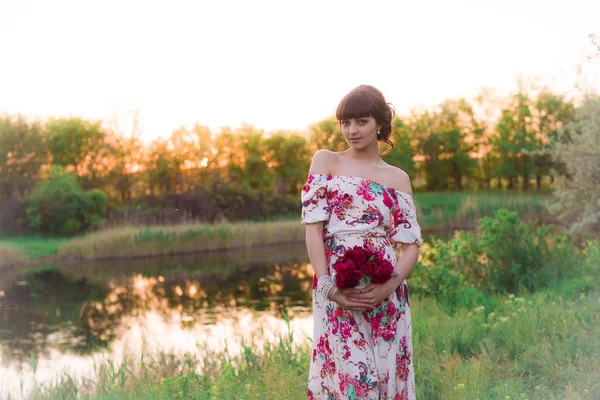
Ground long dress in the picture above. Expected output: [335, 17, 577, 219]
[301, 174, 422, 400]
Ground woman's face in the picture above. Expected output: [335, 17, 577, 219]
[340, 115, 381, 150]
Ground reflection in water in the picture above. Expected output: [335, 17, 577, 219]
[0, 243, 314, 399]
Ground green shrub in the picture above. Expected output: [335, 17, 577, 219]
[25, 169, 107, 234]
[411, 209, 584, 307]
[478, 209, 582, 293]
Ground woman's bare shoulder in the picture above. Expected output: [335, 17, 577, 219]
[383, 165, 413, 195]
[309, 149, 339, 174]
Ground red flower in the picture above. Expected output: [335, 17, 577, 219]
[332, 259, 362, 289]
[362, 259, 378, 276]
[371, 259, 394, 284]
[345, 246, 370, 266]
[333, 247, 395, 290]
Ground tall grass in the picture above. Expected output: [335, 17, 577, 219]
[0, 244, 26, 271]
[57, 220, 305, 261]
[21, 276, 600, 400]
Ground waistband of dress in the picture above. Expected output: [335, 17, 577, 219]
[324, 231, 390, 241]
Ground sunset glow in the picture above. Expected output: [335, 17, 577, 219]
[1, 0, 598, 142]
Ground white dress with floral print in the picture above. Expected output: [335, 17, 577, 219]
[301, 174, 422, 400]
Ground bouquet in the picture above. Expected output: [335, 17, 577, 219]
[332, 246, 395, 290]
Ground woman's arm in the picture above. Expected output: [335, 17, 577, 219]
[305, 149, 332, 280]
[305, 222, 329, 279]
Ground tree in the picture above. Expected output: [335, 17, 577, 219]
[548, 92, 600, 235]
[531, 89, 576, 188]
[382, 117, 416, 177]
[0, 114, 47, 199]
[472, 87, 502, 190]
[410, 99, 480, 190]
[46, 117, 112, 188]
[309, 117, 347, 152]
[589, 33, 600, 58]
[145, 137, 179, 195]
[237, 124, 272, 190]
[26, 168, 107, 234]
[210, 126, 244, 184]
[436, 99, 480, 190]
[492, 90, 537, 189]
[0, 114, 48, 231]
[264, 131, 311, 195]
[105, 110, 144, 202]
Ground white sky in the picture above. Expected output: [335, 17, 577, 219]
[1, 0, 599, 141]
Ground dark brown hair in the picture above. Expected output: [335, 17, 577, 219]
[335, 85, 396, 150]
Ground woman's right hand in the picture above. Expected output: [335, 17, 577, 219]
[328, 289, 372, 311]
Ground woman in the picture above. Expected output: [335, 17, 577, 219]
[301, 85, 422, 399]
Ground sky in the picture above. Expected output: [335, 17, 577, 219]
[1, 0, 599, 142]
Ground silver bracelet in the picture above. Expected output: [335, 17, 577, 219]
[317, 275, 336, 300]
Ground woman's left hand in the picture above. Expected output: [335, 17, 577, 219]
[344, 276, 402, 308]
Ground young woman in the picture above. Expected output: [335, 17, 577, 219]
[301, 85, 422, 399]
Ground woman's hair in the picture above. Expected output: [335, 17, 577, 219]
[335, 85, 396, 150]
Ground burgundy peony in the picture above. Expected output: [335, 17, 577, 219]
[332, 247, 395, 290]
[361, 260, 378, 276]
[345, 246, 370, 266]
[332, 259, 362, 289]
[371, 259, 394, 284]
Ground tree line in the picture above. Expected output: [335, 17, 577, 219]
[0, 83, 591, 234]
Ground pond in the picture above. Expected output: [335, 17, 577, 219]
[0, 243, 315, 399]
[0, 231, 450, 399]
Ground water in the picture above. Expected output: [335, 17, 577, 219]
[0, 243, 314, 399]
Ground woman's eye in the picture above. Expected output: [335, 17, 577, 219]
[359, 119, 368, 124]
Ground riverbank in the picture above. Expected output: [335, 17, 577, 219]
[21, 276, 600, 400]
[0, 191, 554, 267]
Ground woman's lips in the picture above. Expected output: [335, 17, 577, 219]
[350, 138, 360, 143]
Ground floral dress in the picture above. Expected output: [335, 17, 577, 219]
[301, 174, 422, 400]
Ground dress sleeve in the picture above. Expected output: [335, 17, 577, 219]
[390, 191, 422, 247]
[301, 173, 331, 224]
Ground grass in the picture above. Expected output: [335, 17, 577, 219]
[415, 190, 552, 231]
[0, 235, 68, 259]
[19, 276, 599, 400]
[56, 220, 305, 261]
[0, 243, 27, 271]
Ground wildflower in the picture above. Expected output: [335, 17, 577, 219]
[488, 312, 496, 320]
[518, 307, 525, 313]
[474, 306, 485, 313]
[467, 312, 474, 317]
[505, 396, 511, 399]
[580, 293, 586, 300]
[500, 316, 509, 322]
[508, 294, 515, 299]
[515, 297, 525, 303]
[458, 383, 465, 389]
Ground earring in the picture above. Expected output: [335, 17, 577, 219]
[377, 130, 381, 135]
